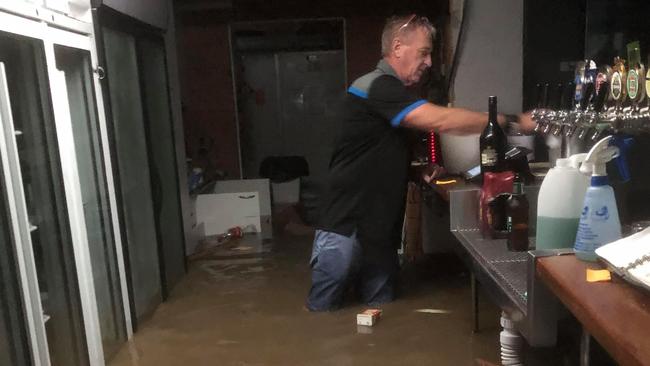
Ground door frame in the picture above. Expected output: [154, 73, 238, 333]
[0, 8, 132, 366]
[92, 5, 188, 325]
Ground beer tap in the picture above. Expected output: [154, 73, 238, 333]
[639, 101, 650, 129]
[608, 57, 628, 132]
[546, 83, 562, 135]
[548, 82, 570, 136]
[639, 68, 650, 133]
[540, 84, 557, 134]
[562, 60, 596, 138]
[560, 82, 579, 137]
[532, 83, 550, 132]
[575, 83, 596, 139]
[587, 80, 611, 141]
[623, 61, 646, 133]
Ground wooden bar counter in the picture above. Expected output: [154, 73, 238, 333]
[536, 254, 650, 366]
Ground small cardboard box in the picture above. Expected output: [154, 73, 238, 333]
[356, 309, 382, 326]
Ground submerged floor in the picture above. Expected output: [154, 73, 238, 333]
[108, 233, 502, 366]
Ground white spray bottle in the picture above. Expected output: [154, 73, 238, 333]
[573, 136, 623, 261]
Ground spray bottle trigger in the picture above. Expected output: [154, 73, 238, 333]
[581, 135, 618, 177]
[610, 136, 633, 183]
[567, 153, 588, 170]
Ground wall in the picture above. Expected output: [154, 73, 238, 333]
[524, 0, 584, 110]
[441, 0, 523, 174]
[177, 15, 388, 180]
[178, 22, 240, 179]
[345, 16, 384, 81]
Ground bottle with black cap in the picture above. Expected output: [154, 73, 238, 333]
[480, 96, 507, 174]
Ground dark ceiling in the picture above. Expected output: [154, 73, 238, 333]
[175, 0, 448, 24]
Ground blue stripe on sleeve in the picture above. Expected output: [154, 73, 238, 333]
[347, 86, 368, 99]
[391, 99, 427, 127]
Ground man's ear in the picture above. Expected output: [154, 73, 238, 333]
[392, 38, 402, 58]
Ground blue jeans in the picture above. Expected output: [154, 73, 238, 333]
[306, 230, 398, 311]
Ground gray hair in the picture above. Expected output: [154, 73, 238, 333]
[381, 15, 436, 56]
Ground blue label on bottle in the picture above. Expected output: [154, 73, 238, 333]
[581, 206, 589, 219]
[574, 222, 597, 252]
[592, 206, 609, 221]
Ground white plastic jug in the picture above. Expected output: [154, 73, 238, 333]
[535, 154, 590, 250]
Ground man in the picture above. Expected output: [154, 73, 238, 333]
[306, 14, 535, 311]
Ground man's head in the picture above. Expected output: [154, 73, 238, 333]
[382, 15, 435, 86]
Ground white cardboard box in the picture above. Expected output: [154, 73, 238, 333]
[195, 192, 261, 237]
[213, 179, 272, 240]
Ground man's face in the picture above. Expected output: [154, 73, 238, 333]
[396, 27, 432, 86]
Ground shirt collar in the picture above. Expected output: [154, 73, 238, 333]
[377, 59, 400, 79]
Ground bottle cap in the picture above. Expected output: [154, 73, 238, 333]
[555, 158, 570, 168]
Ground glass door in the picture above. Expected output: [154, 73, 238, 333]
[53, 45, 127, 361]
[0, 159, 32, 365]
[137, 38, 186, 294]
[102, 27, 163, 322]
[95, 9, 188, 326]
[0, 32, 89, 366]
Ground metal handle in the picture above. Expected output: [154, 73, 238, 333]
[93, 66, 105, 80]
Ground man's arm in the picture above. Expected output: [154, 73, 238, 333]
[401, 102, 537, 135]
[401, 103, 488, 134]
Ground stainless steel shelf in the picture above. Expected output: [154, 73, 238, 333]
[453, 229, 529, 314]
[448, 184, 558, 347]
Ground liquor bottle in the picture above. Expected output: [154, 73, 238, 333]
[479, 96, 507, 174]
[506, 173, 529, 251]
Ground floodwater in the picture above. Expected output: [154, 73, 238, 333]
[108, 234, 501, 366]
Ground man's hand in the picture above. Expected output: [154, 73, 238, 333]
[517, 112, 537, 133]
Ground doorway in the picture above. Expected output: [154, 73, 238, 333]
[231, 19, 346, 223]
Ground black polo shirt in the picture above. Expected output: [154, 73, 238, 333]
[317, 60, 427, 249]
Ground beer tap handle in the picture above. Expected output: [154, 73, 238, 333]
[549, 83, 564, 135]
[551, 83, 563, 110]
[575, 83, 595, 139]
[593, 81, 610, 112]
[532, 83, 545, 131]
[539, 83, 552, 133]
[541, 83, 549, 108]
[562, 82, 578, 137]
[563, 82, 575, 110]
[580, 83, 595, 111]
[534, 83, 544, 109]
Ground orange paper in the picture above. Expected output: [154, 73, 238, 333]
[586, 269, 611, 282]
[435, 179, 457, 185]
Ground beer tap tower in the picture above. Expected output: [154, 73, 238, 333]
[531, 55, 650, 151]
